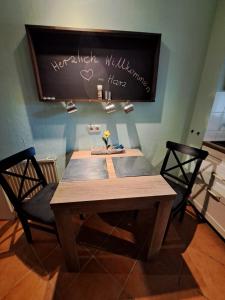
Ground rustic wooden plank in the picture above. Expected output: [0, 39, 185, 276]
[53, 209, 81, 272]
[71, 149, 143, 159]
[50, 176, 176, 206]
[146, 199, 173, 259]
[106, 157, 116, 178]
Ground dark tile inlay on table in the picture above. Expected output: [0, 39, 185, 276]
[62, 158, 108, 181]
[112, 156, 153, 177]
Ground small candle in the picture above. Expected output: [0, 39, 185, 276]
[108, 91, 111, 100]
[97, 85, 103, 100]
[104, 90, 108, 100]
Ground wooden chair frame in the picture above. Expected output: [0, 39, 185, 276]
[0, 147, 58, 243]
[160, 141, 208, 240]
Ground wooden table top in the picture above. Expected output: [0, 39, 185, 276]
[50, 149, 176, 208]
[70, 149, 143, 179]
[70, 149, 143, 159]
[51, 175, 175, 204]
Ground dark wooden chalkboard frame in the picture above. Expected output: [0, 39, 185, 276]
[25, 24, 161, 102]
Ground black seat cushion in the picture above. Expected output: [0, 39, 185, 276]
[22, 183, 57, 224]
[163, 177, 187, 209]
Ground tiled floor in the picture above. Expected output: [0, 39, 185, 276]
[0, 207, 225, 300]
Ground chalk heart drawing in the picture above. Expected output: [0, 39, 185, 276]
[80, 69, 94, 81]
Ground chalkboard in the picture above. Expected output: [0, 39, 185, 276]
[26, 25, 161, 102]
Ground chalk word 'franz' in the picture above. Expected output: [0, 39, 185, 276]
[105, 55, 150, 93]
[51, 50, 98, 72]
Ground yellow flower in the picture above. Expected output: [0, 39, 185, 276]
[103, 130, 111, 139]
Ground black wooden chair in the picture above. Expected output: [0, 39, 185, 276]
[0, 147, 59, 243]
[160, 141, 208, 241]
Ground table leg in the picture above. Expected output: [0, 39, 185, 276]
[147, 199, 172, 259]
[136, 199, 172, 260]
[53, 208, 81, 272]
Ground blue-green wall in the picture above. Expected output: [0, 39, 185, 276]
[0, 0, 217, 177]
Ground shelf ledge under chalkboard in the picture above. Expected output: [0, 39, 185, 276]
[40, 98, 148, 103]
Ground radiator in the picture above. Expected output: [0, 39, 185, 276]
[0, 159, 58, 219]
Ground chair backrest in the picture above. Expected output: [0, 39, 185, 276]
[0, 147, 47, 210]
[160, 141, 208, 195]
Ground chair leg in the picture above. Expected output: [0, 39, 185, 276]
[179, 201, 187, 222]
[20, 217, 33, 243]
[189, 202, 205, 223]
[54, 225, 61, 246]
[163, 212, 173, 244]
[80, 214, 85, 220]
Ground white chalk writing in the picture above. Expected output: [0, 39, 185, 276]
[105, 55, 150, 93]
[80, 69, 94, 81]
[50, 49, 151, 94]
[51, 50, 98, 72]
[108, 74, 127, 88]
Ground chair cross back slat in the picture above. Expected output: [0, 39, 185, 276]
[171, 149, 190, 184]
[18, 158, 30, 200]
[160, 141, 208, 193]
[163, 149, 203, 186]
[0, 148, 35, 172]
[0, 147, 47, 205]
[164, 156, 197, 174]
[2, 170, 41, 182]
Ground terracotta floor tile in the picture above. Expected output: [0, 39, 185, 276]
[41, 244, 92, 298]
[171, 208, 199, 247]
[182, 247, 225, 300]
[119, 291, 206, 299]
[164, 223, 183, 244]
[44, 276, 62, 300]
[77, 213, 117, 253]
[44, 267, 79, 300]
[119, 250, 202, 299]
[0, 220, 57, 263]
[121, 270, 180, 299]
[188, 223, 225, 266]
[0, 248, 44, 299]
[1, 210, 225, 300]
[0, 219, 24, 253]
[60, 257, 122, 300]
[95, 250, 136, 286]
[42, 244, 91, 275]
[29, 230, 58, 262]
[138, 251, 184, 276]
[4, 269, 48, 300]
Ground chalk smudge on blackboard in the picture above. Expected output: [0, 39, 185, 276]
[105, 55, 150, 93]
[51, 50, 98, 72]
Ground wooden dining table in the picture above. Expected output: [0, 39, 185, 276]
[50, 149, 176, 272]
